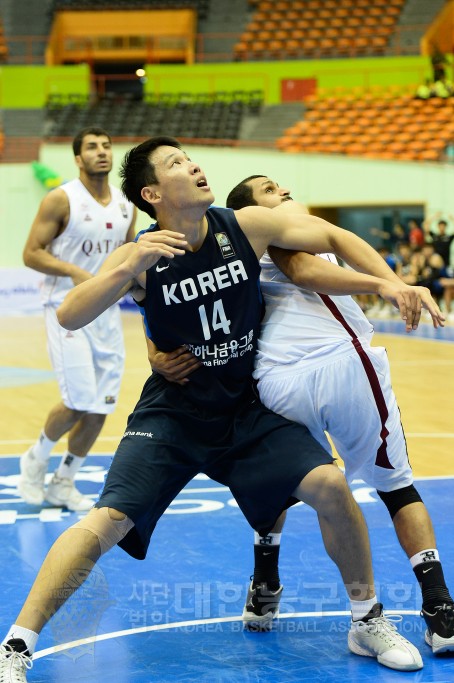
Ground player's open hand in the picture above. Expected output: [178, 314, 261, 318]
[129, 230, 188, 275]
[412, 285, 446, 328]
[378, 282, 445, 331]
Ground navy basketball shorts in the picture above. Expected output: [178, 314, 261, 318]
[95, 374, 333, 559]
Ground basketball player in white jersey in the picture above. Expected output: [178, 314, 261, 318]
[224, 176, 453, 656]
[19, 127, 136, 511]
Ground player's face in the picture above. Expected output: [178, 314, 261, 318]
[77, 135, 113, 177]
[148, 145, 214, 213]
[248, 177, 292, 208]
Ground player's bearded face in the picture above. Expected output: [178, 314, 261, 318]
[249, 178, 292, 209]
[79, 136, 113, 177]
[82, 151, 113, 177]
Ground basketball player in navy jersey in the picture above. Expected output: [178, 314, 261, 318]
[1, 137, 433, 680]
[20, 127, 136, 511]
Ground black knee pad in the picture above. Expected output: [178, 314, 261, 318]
[377, 484, 423, 519]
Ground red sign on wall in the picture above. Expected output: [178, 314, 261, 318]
[281, 78, 317, 101]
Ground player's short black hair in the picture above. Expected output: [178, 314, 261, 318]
[72, 127, 111, 156]
[226, 175, 266, 210]
[120, 136, 181, 218]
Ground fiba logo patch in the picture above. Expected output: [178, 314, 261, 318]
[105, 395, 116, 404]
[215, 232, 235, 259]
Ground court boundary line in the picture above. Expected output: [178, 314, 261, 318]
[33, 609, 422, 660]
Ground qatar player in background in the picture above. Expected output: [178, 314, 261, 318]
[19, 126, 136, 511]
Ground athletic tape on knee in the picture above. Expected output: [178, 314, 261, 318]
[72, 506, 134, 555]
[377, 484, 422, 519]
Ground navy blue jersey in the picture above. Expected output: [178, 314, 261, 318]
[138, 207, 263, 409]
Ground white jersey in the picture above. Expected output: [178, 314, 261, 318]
[255, 252, 412, 492]
[40, 178, 134, 306]
[254, 251, 374, 379]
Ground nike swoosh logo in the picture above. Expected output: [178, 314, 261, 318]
[263, 552, 272, 556]
[422, 568, 433, 574]
[156, 264, 170, 272]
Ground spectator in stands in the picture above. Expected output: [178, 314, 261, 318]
[369, 221, 407, 253]
[415, 78, 433, 100]
[438, 273, 454, 319]
[395, 241, 415, 282]
[407, 219, 425, 249]
[414, 245, 445, 296]
[432, 78, 453, 99]
[423, 213, 454, 268]
[19, 127, 136, 512]
[415, 76, 453, 100]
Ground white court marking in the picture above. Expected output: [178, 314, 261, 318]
[33, 609, 422, 660]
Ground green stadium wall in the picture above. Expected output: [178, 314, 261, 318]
[143, 56, 435, 102]
[0, 64, 90, 108]
[0, 56, 437, 108]
[2, 143, 454, 268]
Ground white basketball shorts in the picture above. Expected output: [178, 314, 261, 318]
[44, 304, 125, 414]
[257, 342, 413, 492]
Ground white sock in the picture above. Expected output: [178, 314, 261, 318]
[409, 549, 440, 568]
[56, 452, 86, 480]
[351, 595, 378, 621]
[3, 625, 39, 655]
[254, 531, 282, 546]
[31, 430, 57, 463]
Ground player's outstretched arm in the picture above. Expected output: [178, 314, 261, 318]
[57, 230, 187, 330]
[270, 249, 445, 332]
[238, 204, 403, 283]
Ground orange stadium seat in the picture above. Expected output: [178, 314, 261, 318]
[294, 18, 310, 30]
[279, 20, 294, 31]
[285, 40, 303, 57]
[233, 41, 248, 59]
[262, 20, 279, 31]
[256, 30, 273, 43]
[331, 17, 344, 28]
[386, 6, 402, 16]
[286, 10, 302, 21]
[268, 39, 286, 55]
[417, 150, 441, 161]
[289, 28, 306, 41]
[268, 11, 286, 22]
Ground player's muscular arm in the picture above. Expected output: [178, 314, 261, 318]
[236, 204, 399, 282]
[269, 248, 390, 295]
[269, 248, 445, 331]
[277, 205, 406, 283]
[57, 231, 188, 330]
[23, 190, 91, 285]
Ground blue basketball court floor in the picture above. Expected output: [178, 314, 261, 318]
[1, 454, 453, 682]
